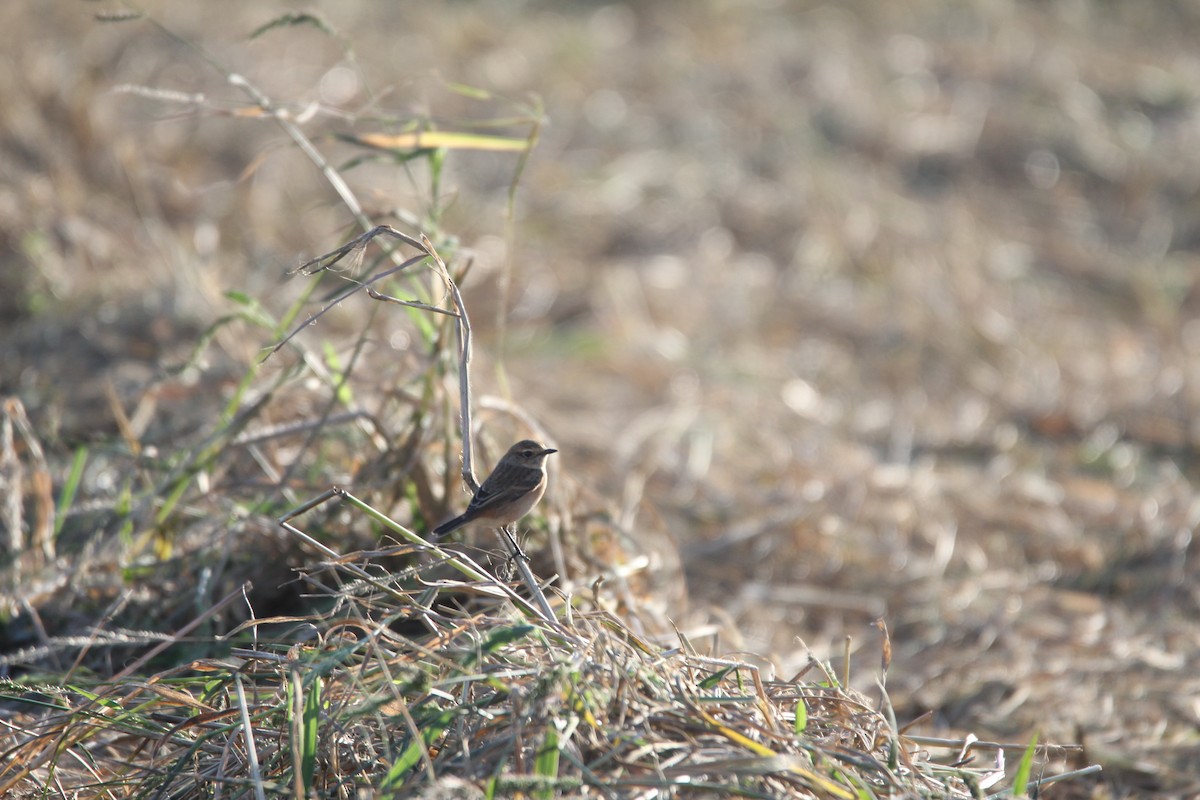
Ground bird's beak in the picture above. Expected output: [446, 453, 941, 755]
[543, 447, 558, 455]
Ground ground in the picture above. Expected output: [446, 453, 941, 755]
[2, 1, 1199, 796]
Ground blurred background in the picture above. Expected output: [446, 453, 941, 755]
[3, 1, 1199, 793]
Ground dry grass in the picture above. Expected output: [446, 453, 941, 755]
[3, 1, 1200, 797]
[0, 519, 1084, 798]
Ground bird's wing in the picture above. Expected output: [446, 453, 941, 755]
[465, 464, 542, 513]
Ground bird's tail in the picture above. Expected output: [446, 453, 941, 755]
[432, 514, 468, 537]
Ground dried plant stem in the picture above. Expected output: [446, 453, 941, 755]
[424, 239, 566, 634]
[425, 238, 479, 492]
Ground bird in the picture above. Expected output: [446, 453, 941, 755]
[433, 439, 557, 537]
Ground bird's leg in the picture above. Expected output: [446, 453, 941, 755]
[499, 524, 530, 563]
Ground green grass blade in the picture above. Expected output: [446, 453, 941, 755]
[534, 725, 560, 800]
[794, 697, 809, 734]
[301, 676, 322, 794]
[380, 708, 457, 793]
[1012, 731, 1039, 797]
[699, 665, 737, 690]
[54, 446, 88, 537]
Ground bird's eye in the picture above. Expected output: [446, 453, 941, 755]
[522, 449, 534, 458]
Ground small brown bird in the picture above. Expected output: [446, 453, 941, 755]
[433, 439, 557, 537]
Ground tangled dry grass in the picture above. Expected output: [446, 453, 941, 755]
[0, 550, 1073, 797]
